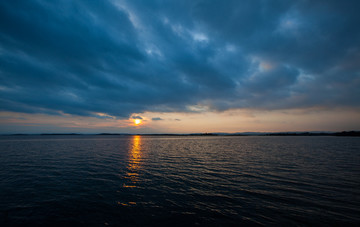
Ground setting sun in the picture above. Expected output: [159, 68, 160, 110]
[134, 119, 141, 125]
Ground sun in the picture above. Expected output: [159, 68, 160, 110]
[134, 119, 141, 125]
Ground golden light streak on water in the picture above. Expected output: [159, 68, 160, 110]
[122, 135, 142, 189]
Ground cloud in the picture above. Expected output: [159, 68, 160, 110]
[152, 117, 163, 121]
[0, 0, 359, 119]
[132, 116, 143, 119]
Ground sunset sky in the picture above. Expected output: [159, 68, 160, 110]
[0, 0, 359, 134]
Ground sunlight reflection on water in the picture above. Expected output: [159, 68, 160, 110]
[119, 135, 142, 206]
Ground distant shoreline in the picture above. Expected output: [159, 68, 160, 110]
[1, 131, 360, 137]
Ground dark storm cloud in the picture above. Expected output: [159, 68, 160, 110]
[152, 117, 163, 121]
[0, 0, 359, 118]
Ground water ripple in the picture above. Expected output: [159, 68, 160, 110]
[0, 135, 359, 225]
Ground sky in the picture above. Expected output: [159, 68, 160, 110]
[0, 0, 359, 134]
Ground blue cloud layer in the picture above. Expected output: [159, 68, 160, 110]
[0, 0, 359, 118]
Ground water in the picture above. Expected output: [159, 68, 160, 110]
[0, 135, 359, 226]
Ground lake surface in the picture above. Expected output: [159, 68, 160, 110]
[0, 135, 359, 226]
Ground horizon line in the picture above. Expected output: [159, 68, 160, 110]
[1, 131, 359, 137]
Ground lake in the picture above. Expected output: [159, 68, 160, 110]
[0, 135, 359, 226]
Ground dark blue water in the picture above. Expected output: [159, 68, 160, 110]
[0, 135, 359, 226]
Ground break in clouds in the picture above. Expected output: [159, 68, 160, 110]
[0, 0, 359, 119]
